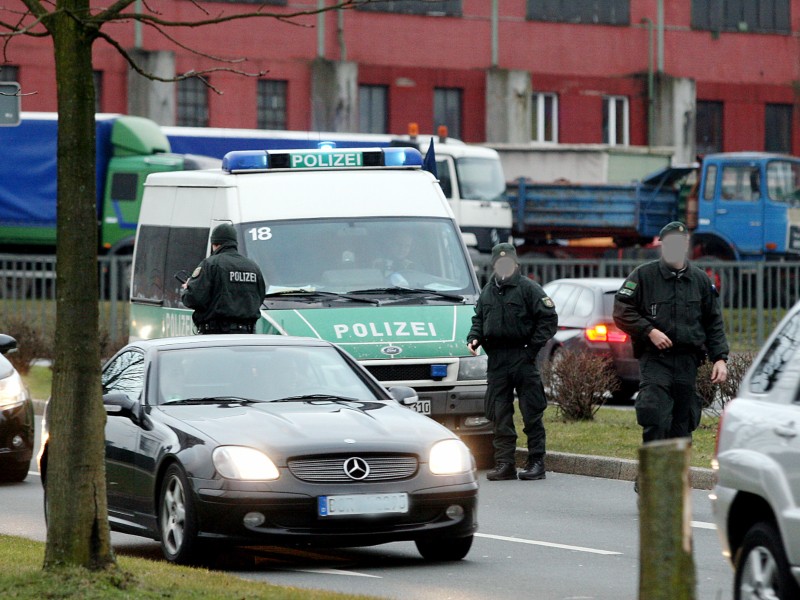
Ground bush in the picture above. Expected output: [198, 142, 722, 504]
[696, 352, 755, 417]
[0, 316, 52, 375]
[542, 349, 619, 421]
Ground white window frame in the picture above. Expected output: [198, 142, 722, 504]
[604, 95, 629, 146]
[532, 92, 558, 143]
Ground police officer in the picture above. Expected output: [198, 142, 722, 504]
[613, 221, 729, 452]
[181, 223, 266, 334]
[467, 243, 558, 481]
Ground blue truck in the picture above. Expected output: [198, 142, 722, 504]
[508, 152, 800, 262]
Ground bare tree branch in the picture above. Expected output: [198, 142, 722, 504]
[17, 0, 48, 20]
[143, 20, 247, 65]
[0, 8, 52, 38]
[91, 0, 137, 23]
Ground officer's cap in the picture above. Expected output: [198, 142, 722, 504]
[491, 242, 518, 266]
[211, 223, 238, 245]
[659, 221, 689, 240]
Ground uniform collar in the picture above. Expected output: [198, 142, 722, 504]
[658, 258, 689, 280]
[492, 271, 521, 288]
[212, 242, 238, 255]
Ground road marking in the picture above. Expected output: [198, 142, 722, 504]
[27, 471, 40, 477]
[476, 533, 621, 555]
[691, 521, 717, 530]
[294, 568, 381, 578]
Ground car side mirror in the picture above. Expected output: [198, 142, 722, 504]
[0, 334, 18, 355]
[387, 385, 419, 408]
[103, 392, 139, 422]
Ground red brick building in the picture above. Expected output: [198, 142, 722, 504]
[2, 0, 798, 155]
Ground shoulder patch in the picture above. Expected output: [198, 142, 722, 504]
[618, 287, 634, 297]
[191, 266, 202, 278]
[624, 281, 637, 290]
[542, 296, 554, 308]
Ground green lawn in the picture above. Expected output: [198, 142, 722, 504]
[0, 535, 376, 600]
[22, 364, 52, 401]
[516, 406, 718, 469]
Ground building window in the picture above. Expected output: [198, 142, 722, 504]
[527, 0, 630, 25]
[765, 103, 792, 154]
[602, 96, 629, 146]
[697, 100, 724, 155]
[359, 85, 388, 134]
[93, 70, 103, 113]
[691, 0, 790, 34]
[0, 64, 19, 82]
[177, 77, 209, 127]
[257, 79, 287, 130]
[356, 0, 461, 16]
[532, 92, 558, 143]
[434, 87, 462, 140]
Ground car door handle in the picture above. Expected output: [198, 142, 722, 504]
[716, 209, 728, 215]
[774, 423, 797, 439]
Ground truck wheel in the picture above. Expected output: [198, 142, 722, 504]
[415, 535, 473, 561]
[734, 522, 799, 600]
[159, 463, 202, 564]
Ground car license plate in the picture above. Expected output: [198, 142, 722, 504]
[413, 400, 431, 415]
[318, 493, 409, 517]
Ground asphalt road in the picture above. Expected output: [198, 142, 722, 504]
[0, 417, 734, 600]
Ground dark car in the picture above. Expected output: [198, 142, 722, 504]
[39, 335, 477, 564]
[0, 334, 34, 482]
[541, 278, 639, 400]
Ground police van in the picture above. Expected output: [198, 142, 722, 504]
[130, 145, 491, 451]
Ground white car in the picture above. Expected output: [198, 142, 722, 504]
[711, 302, 800, 599]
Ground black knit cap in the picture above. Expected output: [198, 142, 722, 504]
[491, 242, 517, 266]
[211, 223, 238, 245]
[659, 221, 689, 240]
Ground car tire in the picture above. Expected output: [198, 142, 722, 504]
[415, 535, 473, 561]
[159, 463, 202, 565]
[0, 461, 29, 483]
[734, 521, 800, 600]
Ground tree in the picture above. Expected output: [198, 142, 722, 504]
[0, 0, 363, 570]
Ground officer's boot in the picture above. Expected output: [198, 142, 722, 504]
[518, 455, 546, 481]
[486, 462, 517, 481]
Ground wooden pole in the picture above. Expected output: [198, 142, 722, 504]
[638, 438, 696, 600]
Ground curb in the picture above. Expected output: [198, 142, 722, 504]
[515, 448, 715, 491]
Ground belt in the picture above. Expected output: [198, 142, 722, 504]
[199, 322, 255, 334]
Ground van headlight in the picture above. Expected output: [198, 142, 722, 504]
[429, 439, 472, 475]
[457, 354, 487, 381]
[0, 371, 26, 410]
[212, 446, 280, 480]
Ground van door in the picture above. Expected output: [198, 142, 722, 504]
[713, 161, 764, 256]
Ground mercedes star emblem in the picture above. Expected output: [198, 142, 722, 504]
[343, 456, 370, 480]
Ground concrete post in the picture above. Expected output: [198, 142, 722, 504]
[651, 74, 696, 164]
[485, 68, 531, 144]
[127, 49, 176, 126]
[638, 438, 696, 600]
[311, 58, 358, 132]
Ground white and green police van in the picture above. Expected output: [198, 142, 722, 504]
[129, 145, 491, 449]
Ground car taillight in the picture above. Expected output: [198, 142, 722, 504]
[585, 324, 629, 343]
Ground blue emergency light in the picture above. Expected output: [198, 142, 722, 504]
[430, 364, 448, 380]
[221, 147, 422, 173]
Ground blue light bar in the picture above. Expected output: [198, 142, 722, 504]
[382, 147, 423, 167]
[221, 147, 423, 173]
[222, 150, 268, 173]
[317, 141, 336, 150]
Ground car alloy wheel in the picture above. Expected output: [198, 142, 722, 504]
[158, 463, 201, 564]
[735, 522, 800, 600]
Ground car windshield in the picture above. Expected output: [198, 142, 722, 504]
[241, 217, 476, 295]
[157, 345, 379, 405]
[454, 157, 506, 201]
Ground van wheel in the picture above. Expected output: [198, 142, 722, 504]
[415, 535, 473, 561]
[734, 522, 799, 600]
[159, 463, 202, 564]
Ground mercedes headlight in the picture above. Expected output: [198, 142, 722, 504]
[457, 354, 487, 381]
[429, 439, 472, 475]
[0, 371, 26, 410]
[212, 446, 280, 481]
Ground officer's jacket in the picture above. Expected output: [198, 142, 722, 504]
[181, 242, 267, 326]
[468, 272, 558, 354]
[613, 259, 729, 362]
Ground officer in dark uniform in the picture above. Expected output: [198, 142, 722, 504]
[467, 243, 558, 481]
[613, 221, 729, 450]
[181, 223, 266, 334]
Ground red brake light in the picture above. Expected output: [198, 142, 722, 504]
[585, 324, 629, 343]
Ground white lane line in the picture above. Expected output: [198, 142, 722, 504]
[27, 471, 40, 477]
[476, 533, 621, 555]
[691, 521, 717, 530]
[294, 568, 381, 578]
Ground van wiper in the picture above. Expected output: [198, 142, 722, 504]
[264, 290, 379, 305]
[346, 287, 464, 303]
[162, 396, 264, 405]
[269, 394, 363, 404]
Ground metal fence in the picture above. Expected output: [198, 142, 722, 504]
[0, 253, 797, 352]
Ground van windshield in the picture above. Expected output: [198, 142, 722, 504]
[454, 157, 506, 201]
[240, 217, 478, 296]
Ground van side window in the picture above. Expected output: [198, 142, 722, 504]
[164, 227, 210, 308]
[110, 173, 139, 201]
[750, 312, 800, 394]
[436, 158, 452, 198]
[132, 225, 168, 303]
[703, 165, 717, 201]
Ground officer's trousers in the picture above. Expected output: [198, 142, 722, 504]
[485, 348, 548, 465]
[636, 351, 701, 443]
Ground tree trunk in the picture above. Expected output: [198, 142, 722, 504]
[638, 438, 695, 600]
[43, 0, 115, 570]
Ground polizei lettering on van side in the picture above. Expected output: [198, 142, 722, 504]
[290, 152, 362, 169]
[333, 322, 438, 339]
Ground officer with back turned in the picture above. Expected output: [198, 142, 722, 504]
[181, 223, 266, 334]
[467, 243, 558, 481]
[613, 222, 729, 462]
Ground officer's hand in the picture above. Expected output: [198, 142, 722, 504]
[181, 281, 188, 290]
[648, 328, 673, 350]
[467, 340, 480, 356]
[710, 360, 728, 384]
